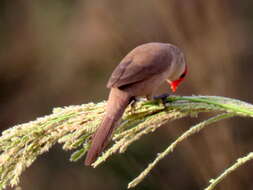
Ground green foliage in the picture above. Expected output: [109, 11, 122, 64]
[0, 96, 253, 190]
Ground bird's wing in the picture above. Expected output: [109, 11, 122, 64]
[107, 52, 172, 88]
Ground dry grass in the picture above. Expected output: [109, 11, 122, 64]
[0, 95, 253, 190]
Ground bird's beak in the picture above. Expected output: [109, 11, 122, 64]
[167, 79, 180, 92]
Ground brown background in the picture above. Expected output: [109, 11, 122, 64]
[1, 0, 253, 189]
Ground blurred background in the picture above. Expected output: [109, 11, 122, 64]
[1, 0, 253, 189]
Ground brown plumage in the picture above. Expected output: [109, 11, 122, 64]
[85, 42, 187, 165]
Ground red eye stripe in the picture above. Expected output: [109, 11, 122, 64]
[180, 65, 188, 79]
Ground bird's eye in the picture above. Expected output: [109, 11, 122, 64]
[179, 72, 186, 79]
[179, 65, 188, 79]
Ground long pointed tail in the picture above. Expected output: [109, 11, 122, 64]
[85, 88, 131, 166]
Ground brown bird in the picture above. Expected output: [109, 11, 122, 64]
[85, 42, 187, 165]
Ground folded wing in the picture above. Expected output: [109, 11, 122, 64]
[107, 50, 172, 88]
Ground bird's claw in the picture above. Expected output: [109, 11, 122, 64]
[153, 93, 170, 107]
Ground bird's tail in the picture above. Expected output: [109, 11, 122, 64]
[85, 88, 131, 166]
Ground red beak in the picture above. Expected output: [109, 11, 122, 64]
[168, 65, 188, 92]
[169, 78, 183, 92]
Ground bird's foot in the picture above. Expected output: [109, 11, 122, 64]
[153, 93, 170, 107]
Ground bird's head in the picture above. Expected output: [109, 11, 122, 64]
[166, 50, 187, 92]
[169, 65, 187, 92]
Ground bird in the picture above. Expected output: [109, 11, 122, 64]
[85, 42, 187, 165]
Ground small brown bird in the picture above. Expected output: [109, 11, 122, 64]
[85, 42, 187, 165]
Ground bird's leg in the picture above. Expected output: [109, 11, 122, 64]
[153, 93, 170, 107]
[145, 95, 152, 101]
